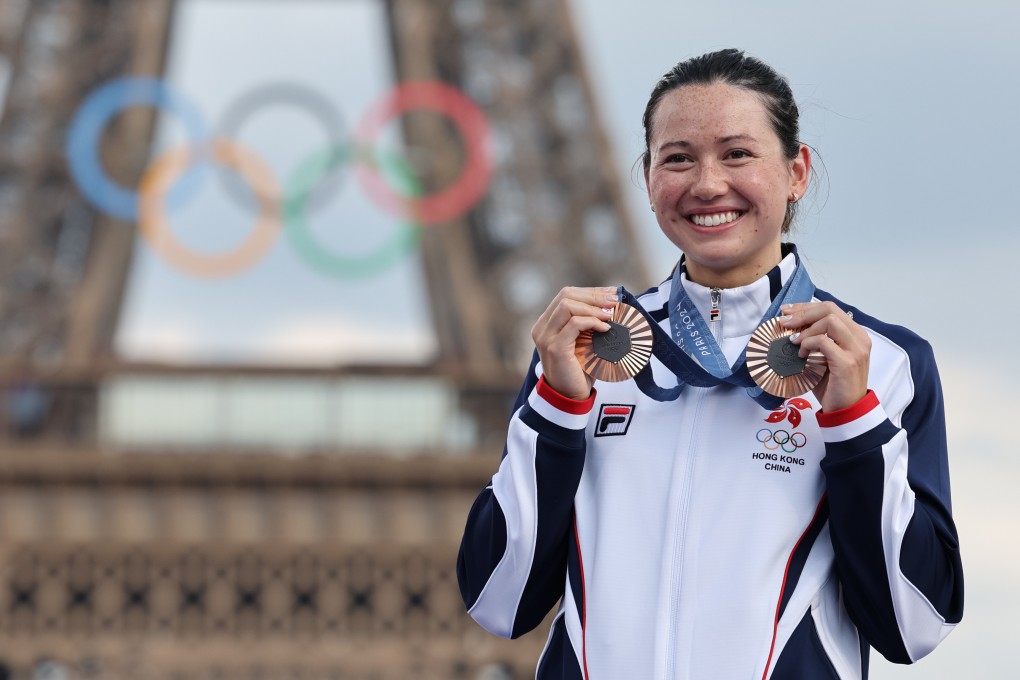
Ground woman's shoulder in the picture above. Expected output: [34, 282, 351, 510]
[813, 287, 938, 381]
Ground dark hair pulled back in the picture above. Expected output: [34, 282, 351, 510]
[641, 49, 804, 231]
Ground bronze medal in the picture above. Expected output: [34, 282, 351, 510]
[575, 303, 653, 383]
[746, 317, 827, 398]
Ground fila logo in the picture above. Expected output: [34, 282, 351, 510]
[595, 404, 635, 437]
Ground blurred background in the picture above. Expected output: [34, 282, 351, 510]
[0, 0, 1015, 678]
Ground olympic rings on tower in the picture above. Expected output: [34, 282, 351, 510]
[65, 76, 494, 279]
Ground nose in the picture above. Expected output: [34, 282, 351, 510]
[691, 160, 727, 200]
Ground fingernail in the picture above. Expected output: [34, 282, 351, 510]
[601, 307, 614, 315]
[605, 293, 620, 303]
[779, 315, 792, 322]
[789, 332, 801, 342]
[781, 304, 794, 312]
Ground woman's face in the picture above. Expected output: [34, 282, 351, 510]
[644, 82, 810, 288]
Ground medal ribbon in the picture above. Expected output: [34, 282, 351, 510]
[619, 252, 815, 410]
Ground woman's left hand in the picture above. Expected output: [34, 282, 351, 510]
[778, 301, 871, 413]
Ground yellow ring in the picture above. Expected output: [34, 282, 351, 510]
[138, 139, 281, 278]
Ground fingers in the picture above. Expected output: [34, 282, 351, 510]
[778, 302, 868, 355]
[531, 287, 621, 400]
[778, 301, 871, 412]
[533, 287, 619, 341]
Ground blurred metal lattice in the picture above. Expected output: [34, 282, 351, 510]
[386, 0, 648, 370]
[0, 454, 548, 679]
[0, 0, 649, 677]
[0, 0, 176, 374]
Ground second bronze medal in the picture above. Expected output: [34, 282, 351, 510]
[745, 317, 827, 398]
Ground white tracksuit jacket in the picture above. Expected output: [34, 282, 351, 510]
[457, 252, 963, 679]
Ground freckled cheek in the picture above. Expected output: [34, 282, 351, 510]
[751, 180, 786, 225]
[650, 187, 685, 216]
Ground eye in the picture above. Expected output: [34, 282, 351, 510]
[725, 149, 751, 160]
[662, 153, 691, 165]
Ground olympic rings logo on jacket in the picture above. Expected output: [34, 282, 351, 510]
[756, 428, 808, 453]
[66, 77, 494, 279]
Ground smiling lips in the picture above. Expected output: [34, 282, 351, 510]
[689, 211, 744, 227]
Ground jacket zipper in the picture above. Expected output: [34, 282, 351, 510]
[663, 388, 708, 678]
[709, 287, 722, 327]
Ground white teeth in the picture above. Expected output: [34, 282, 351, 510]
[691, 211, 741, 227]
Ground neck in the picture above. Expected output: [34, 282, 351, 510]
[683, 246, 786, 289]
[685, 262, 779, 289]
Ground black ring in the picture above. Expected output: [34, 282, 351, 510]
[215, 81, 348, 213]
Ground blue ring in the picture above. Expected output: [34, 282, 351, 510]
[67, 77, 209, 221]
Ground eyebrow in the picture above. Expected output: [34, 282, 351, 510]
[657, 134, 758, 152]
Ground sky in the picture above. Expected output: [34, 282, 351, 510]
[105, 0, 1020, 677]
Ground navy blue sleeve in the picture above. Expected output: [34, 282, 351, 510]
[819, 333, 963, 664]
[457, 352, 590, 638]
[456, 356, 537, 610]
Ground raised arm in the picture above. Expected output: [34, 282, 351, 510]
[458, 286, 615, 638]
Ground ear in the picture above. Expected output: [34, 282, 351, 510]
[789, 144, 811, 197]
[643, 161, 652, 202]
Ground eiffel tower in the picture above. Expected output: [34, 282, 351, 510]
[0, 0, 649, 677]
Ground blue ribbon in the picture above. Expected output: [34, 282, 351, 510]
[619, 254, 816, 410]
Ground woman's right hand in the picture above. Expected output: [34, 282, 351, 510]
[530, 286, 620, 401]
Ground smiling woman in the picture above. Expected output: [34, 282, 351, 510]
[641, 51, 809, 290]
[643, 82, 809, 289]
[458, 48, 964, 680]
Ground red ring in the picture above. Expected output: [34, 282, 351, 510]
[354, 81, 493, 225]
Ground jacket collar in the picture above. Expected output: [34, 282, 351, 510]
[673, 244, 800, 340]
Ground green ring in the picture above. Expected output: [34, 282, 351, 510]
[282, 144, 421, 279]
